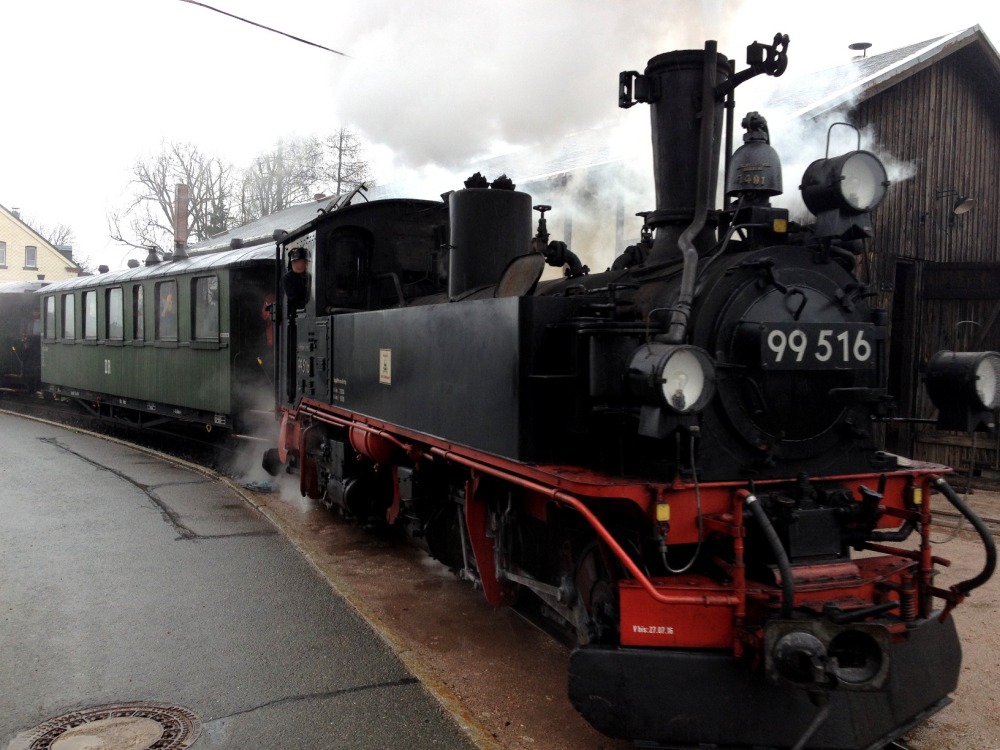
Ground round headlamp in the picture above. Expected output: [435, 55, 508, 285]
[628, 344, 716, 414]
[974, 355, 1000, 409]
[927, 351, 1000, 412]
[925, 351, 1000, 431]
[801, 150, 889, 215]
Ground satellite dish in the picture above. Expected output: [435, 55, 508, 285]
[849, 42, 872, 57]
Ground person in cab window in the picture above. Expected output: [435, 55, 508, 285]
[283, 247, 312, 311]
[159, 291, 177, 338]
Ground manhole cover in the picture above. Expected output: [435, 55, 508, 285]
[7, 703, 201, 750]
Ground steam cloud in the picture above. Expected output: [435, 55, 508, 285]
[327, 0, 752, 171]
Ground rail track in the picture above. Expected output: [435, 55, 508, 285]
[932, 508, 1000, 538]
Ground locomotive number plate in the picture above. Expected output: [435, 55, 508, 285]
[760, 323, 876, 370]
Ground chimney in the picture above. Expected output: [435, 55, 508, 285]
[12, 207, 20, 220]
[173, 183, 189, 260]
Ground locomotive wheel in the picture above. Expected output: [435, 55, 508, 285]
[574, 541, 619, 644]
[424, 502, 468, 571]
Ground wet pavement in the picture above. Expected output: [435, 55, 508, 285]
[0, 412, 481, 750]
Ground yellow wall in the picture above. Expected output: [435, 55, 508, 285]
[0, 209, 80, 281]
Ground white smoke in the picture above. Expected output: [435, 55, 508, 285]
[327, 0, 752, 172]
[318, 4, 925, 269]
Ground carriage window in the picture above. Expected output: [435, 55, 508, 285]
[133, 286, 144, 340]
[193, 276, 219, 340]
[44, 296, 55, 338]
[107, 287, 124, 340]
[156, 281, 177, 340]
[62, 294, 75, 340]
[83, 290, 97, 340]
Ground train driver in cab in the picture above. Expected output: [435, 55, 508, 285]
[283, 247, 312, 311]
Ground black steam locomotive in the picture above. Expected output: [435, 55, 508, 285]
[264, 35, 996, 749]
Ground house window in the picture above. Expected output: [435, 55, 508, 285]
[83, 291, 97, 340]
[133, 285, 145, 340]
[193, 276, 219, 340]
[44, 296, 55, 338]
[25, 246, 37, 270]
[107, 287, 124, 340]
[62, 294, 75, 340]
[156, 280, 178, 340]
[0, 241, 7, 267]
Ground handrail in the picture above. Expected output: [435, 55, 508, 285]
[429, 446, 739, 609]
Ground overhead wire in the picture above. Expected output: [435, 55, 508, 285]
[176, 0, 349, 57]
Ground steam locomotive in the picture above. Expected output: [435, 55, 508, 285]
[262, 34, 998, 749]
[18, 31, 995, 749]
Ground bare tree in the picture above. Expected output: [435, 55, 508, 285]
[237, 131, 374, 223]
[110, 142, 235, 254]
[321, 128, 374, 195]
[112, 131, 375, 253]
[14, 214, 76, 247]
[237, 137, 324, 223]
[40, 223, 76, 247]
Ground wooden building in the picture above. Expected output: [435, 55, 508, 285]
[772, 26, 1000, 474]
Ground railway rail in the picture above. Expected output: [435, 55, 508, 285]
[934, 507, 1000, 538]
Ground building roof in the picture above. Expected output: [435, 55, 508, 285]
[187, 183, 417, 255]
[186, 195, 341, 254]
[770, 25, 1000, 119]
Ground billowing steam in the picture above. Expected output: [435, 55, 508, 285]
[328, 0, 751, 171]
[323, 5, 916, 273]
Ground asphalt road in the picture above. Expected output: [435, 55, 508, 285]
[0, 412, 479, 749]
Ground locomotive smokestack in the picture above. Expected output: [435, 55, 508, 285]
[620, 44, 730, 276]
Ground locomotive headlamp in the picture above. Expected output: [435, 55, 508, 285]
[801, 151, 888, 215]
[925, 350, 1000, 432]
[628, 343, 717, 414]
[800, 150, 889, 244]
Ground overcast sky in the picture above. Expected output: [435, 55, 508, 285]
[4, 0, 999, 271]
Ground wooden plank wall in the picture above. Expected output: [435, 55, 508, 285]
[851, 46, 1000, 471]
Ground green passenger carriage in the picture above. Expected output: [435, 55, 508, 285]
[39, 247, 276, 433]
